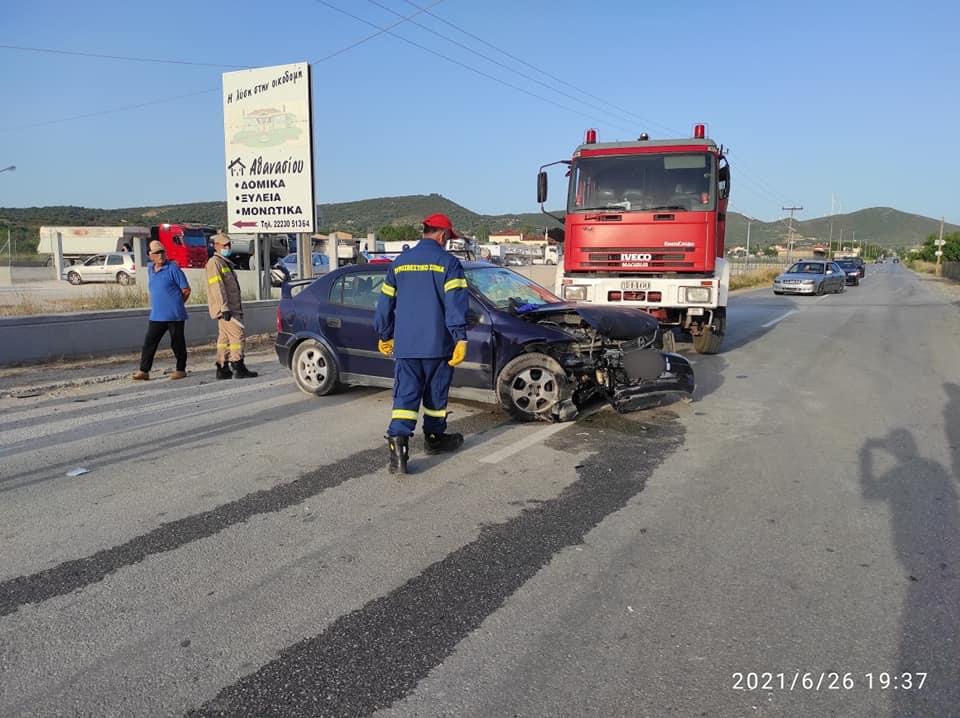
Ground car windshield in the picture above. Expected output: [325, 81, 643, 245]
[465, 267, 559, 309]
[837, 261, 856, 269]
[567, 152, 716, 212]
[787, 263, 825, 274]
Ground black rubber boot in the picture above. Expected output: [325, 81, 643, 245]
[215, 362, 233, 380]
[231, 360, 258, 379]
[387, 435, 409, 475]
[424, 431, 464, 455]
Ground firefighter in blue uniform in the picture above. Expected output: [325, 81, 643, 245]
[374, 214, 469, 474]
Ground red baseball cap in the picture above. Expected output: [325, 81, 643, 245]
[423, 213, 460, 238]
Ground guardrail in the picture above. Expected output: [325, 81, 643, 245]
[728, 260, 789, 275]
[0, 300, 280, 366]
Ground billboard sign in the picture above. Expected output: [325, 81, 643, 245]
[222, 62, 314, 234]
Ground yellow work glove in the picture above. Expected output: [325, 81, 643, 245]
[448, 340, 468, 367]
[378, 338, 394, 357]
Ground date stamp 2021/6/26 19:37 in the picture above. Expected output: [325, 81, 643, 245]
[732, 671, 928, 692]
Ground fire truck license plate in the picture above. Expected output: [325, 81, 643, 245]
[621, 280, 651, 290]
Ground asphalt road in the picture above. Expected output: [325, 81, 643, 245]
[2, 262, 958, 717]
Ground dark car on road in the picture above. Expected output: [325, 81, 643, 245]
[275, 262, 694, 421]
[837, 255, 866, 277]
[835, 259, 862, 286]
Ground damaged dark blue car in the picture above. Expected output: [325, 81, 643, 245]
[275, 262, 694, 421]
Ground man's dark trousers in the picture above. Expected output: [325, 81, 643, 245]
[139, 320, 187, 372]
[388, 358, 454, 437]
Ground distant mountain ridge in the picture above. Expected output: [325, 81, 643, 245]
[1, 195, 954, 252]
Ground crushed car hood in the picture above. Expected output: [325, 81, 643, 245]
[518, 302, 659, 340]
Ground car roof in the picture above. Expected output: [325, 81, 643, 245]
[331, 260, 497, 274]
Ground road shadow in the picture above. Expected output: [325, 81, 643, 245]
[859, 420, 960, 716]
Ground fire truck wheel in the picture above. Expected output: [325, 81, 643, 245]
[661, 330, 677, 353]
[692, 309, 725, 355]
[67, 271, 82, 285]
[497, 352, 569, 422]
[292, 340, 340, 397]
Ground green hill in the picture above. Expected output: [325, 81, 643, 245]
[0, 194, 563, 253]
[0, 197, 952, 255]
[724, 207, 959, 253]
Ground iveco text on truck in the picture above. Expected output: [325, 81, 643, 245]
[537, 124, 730, 353]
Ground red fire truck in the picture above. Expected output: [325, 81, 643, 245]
[537, 124, 730, 354]
[150, 224, 215, 269]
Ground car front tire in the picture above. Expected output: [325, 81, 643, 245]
[291, 339, 340, 396]
[67, 271, 82, 285]
[496, 352, 569, 422]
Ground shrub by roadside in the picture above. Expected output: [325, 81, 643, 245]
[730, 268, 781, 291]
[907, 259, 937, 275]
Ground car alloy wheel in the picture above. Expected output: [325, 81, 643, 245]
[116, 271, 132, 285]
[496, 352, 569, 422]
[67, 271, 82, 285]
[291, 339, 339, 396]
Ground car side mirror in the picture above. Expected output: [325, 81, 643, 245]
[537, 171, 548, 204]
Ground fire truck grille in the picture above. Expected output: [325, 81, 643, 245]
[582, 261, 696, 268]
[586, 252, 687, 262]
[579, 246, 697, 268]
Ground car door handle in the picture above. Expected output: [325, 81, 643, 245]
[325, 317, 341, 328]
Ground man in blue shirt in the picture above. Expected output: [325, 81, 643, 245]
[133, 240, 192, 380]
[374, 213, 469, 474]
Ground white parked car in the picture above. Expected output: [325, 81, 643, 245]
[63, 252, 136, 286]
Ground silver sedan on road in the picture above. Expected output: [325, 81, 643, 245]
[773, 260, 846, 296]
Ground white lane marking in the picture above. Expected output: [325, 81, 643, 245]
[479, 422, 569, 464]
[761, 310, 797, 329]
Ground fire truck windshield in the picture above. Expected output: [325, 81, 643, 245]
[568, 152, 716, 213]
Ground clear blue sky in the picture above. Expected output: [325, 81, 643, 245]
[1, 0, 957, 224]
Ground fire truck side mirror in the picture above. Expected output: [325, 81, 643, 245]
[718, 163, 730, 199]
[537, 171, 548, 204]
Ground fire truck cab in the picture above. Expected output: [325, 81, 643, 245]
[150, 224, 214, 269]
[538, 124, 730, 354]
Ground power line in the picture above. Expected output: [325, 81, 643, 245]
[393, 1, 801, 206]
[314, 0, 631, 130]
[1, 88, 220, 132]
[365, 0, 639, 133]
[312, 0, 446, 64]
[397, 0, 681, 136]
[0, 0, 445, 133]
[0, 44, 249, 69]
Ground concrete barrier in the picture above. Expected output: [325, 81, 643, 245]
[0, 263, 562, 366]
[0, 300, 279, 366]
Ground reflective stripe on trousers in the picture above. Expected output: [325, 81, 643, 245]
[387, 358, 453, 437]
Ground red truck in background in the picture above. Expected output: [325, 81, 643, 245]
[538, 124, 731, 354]
[150, 224, 216, 268]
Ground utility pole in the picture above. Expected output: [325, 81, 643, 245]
[745, 217, 752, 258]
[828, 195, 835, 257]
[782, 205, 803, 263]
[936, 216, 945, 277]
